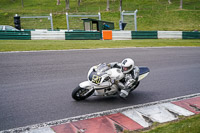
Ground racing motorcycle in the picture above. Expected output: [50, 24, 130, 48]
[72, 63, 150, 101]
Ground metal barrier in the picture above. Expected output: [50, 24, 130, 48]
[132, 31, 158, 39]
[183, 32, 200, 39]
[65, 31, 101, 40]
[0, 31, 31, 40]
[31, 31, 65, 40]
[112, 31, 132, 40]
[158, 31, 182, 39]
[1, 31, 199, 40]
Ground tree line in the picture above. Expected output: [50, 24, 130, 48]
[58, 0, 184, 11]
[57, 0, 122, 11]
[14, 0, 184, 10]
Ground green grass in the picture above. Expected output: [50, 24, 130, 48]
[0, 39, 199, 52]
[0, 0, 200, 31]
[125, 114, 200, 133]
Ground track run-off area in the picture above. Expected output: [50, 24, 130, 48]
[0, 47, 200, 131]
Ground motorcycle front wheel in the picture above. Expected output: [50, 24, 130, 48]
[72, 86, 94, 101]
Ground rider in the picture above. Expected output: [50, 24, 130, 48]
[108, 58, 139, 98]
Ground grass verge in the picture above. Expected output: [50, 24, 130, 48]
[125, 114, 200, 133]
[0, 0, 200, 31]
[0, 39, 200, 52]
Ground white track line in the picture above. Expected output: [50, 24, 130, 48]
[0, 46, 198, 54]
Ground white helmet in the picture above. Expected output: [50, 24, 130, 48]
[121, 58, 134, 74]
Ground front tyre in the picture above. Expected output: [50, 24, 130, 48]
[72, 86, 94, 101]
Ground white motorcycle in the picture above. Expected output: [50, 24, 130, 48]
[72, 63, 150, 101]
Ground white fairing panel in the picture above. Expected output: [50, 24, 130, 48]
[94, 90, 105, 96]
[79, 81, 92, 89]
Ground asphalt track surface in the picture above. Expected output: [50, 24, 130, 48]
[0, 47, 200, 131]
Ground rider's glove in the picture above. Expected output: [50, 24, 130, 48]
[107, 64, 111, 67]
[111, 79, 118, 84]
[111, 79, 115, 84]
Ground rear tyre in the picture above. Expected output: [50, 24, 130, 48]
[130, 81, 140, 92]
[72, 86, 94, 101]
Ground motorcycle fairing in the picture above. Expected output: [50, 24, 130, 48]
[138, 67, 150, 81]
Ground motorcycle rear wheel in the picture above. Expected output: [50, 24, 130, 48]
[72, 86, 94, 101]
[130, 81, 140, 92]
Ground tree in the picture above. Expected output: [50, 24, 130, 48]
[65, 0, 70, 10]
[78, 0, 81, 6]
[57, 0, 61, 5]
[180, 0, 183, 9]
[106, 0, 110, 11]
[168, 0, 172, 4]
[21, 0, 24, 7]
[119, 0, 122, 12]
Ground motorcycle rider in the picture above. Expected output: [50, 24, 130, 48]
[108, 58, 139, 98]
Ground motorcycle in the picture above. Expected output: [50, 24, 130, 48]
[72, 63, 150, 101]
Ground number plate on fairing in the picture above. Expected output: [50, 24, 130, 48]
[88, 71, 102, 84]
[91, 75, 102, 84]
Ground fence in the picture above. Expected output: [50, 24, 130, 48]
[66, 13, 101, 31]
[121, 10, 138, 31]
[20, 13, 54, 31]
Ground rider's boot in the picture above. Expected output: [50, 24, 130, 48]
[117, 82, 130, 99]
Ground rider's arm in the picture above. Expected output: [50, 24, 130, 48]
[124, 66, 139, 88]
[124, 78, 135, 88]
[107, 62, 121, 68]
[133, 66, 140, 79]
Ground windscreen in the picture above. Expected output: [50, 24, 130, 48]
[96, 63, 110, 75]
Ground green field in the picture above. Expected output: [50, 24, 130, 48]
[0, 39, 200, 52]
[0, 0, 200, 31]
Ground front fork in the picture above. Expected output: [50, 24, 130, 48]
[79, 81, 94, 96]
[83, 87, 94, 96]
